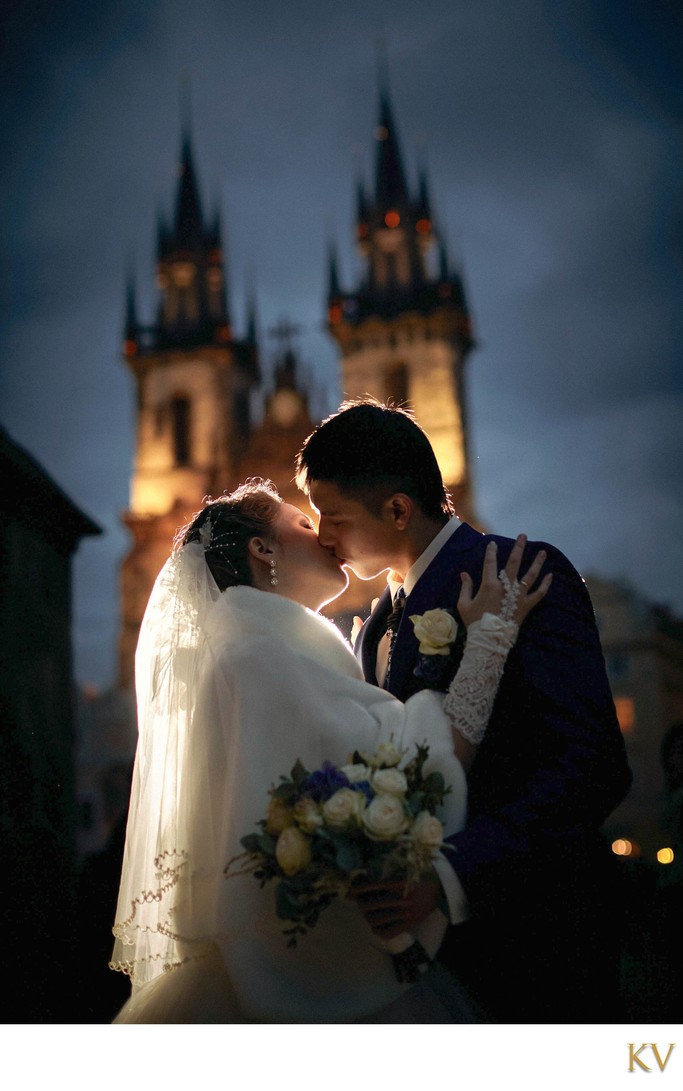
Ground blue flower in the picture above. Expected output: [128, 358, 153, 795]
[353, 780, 374, 803]
[303, 761, 351, 802]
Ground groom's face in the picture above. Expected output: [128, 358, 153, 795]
[309, 480, 397, 581]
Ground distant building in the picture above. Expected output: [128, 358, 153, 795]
[118, 86, 477, 684]
[119, 132, 316, 691]
[326, 89, 476, 524]
[322, 85, 478, 618]
[586, 574, 683, 861]
[0, 425, 101, 1019]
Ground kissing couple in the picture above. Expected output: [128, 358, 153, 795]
[110, 397, 631, 1023]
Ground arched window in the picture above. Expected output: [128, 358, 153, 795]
[171, 396, 191, 466]
[386, 361, 409, 406]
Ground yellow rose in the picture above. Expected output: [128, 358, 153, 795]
[265, 797, 293, 835]
[322, 788, 366, 828]
[410, 609, 457, 656]
[275, 826, 311, 875]
[293, 796, 323, 833]
[410, 811, 444, 849]
[362, 793, 409, 840]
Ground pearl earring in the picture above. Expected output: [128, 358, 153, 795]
[269, 559, 278, 587]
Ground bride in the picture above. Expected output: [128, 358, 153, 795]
[109, 479, 549, 1023]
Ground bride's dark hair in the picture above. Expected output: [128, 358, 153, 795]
[175, 478, 282, 591]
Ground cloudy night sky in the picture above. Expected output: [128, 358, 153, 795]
[1, 0, 682, 691]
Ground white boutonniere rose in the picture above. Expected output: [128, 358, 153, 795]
[410, 608, 457, 656]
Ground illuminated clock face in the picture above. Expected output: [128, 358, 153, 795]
[271, 389, 301, 427]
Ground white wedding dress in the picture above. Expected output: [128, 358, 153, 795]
[111, 551, 507, 1023]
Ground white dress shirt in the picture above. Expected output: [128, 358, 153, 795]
[376, 516, 468, 926]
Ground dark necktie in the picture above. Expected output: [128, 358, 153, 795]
[384, 586, 405, 687]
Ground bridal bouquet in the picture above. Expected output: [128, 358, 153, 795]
[225, 740, 450, 982]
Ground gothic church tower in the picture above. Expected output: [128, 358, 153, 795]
[327, 87, 476, 523]
[118, 131, 259, 690]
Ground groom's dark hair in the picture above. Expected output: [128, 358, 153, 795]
[295, 397, 454, 520]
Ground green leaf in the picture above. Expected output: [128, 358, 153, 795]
[422, 771, 445, 794]
[334, 839, 362, 872]
[275, 881, 302, 921]
[290, 759, 309, 788]
[240, 833, 263, 854]
[272, 781, 298, 803]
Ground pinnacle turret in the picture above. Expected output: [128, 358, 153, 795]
[326, 240, 342, 298]
[172, 135, 204, 250]
[326, 83, 472, 350]
[148, 130, 231, 347]
[374, 91, 410, 211]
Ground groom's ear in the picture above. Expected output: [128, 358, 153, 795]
[382, 493, 413, 531]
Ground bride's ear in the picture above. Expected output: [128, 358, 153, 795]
[247, 536, 275, 565]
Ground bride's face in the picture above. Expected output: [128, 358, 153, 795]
[272, 504, 349, 610]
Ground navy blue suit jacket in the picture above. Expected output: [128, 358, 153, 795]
[355, 523, 632, 922]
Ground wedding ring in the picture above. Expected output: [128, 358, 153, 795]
[520, 579, 529, 588]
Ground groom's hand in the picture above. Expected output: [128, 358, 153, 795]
[347, 874, 441, 939]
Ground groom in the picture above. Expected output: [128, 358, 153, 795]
[296, 398, 632, 1023]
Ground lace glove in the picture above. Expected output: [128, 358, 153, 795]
[442, 612, 519, 745]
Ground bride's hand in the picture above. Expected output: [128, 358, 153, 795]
[458, 534, 552, 628]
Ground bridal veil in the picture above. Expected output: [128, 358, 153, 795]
[110, 542, 222, 988]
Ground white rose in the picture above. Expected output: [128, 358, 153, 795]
[410, 609, 457, 656]
[410, 811, 444, 849]
[362, 793, 409, 840]
[372, 768, 408, 796]
[340, 762, 371, 784]
[293, 796, 323, 833]
[275, 826, 311, 875]
[369, 741, 404, 768]
[322, 787, 366, 828]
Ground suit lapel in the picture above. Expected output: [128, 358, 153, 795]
[355, 585, 392, 686]
[385, 522, 483, 697]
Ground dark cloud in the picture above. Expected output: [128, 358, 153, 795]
[1, 0, 681, 685]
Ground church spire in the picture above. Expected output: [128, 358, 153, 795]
[326, 239, 345, 326]
[329, 78, 473, 349]
[150, 128, 233, 348]
[326, 239, 341, 298]
[374, 89, 410, 211]
[325, 75, 477, 527]
[245, 291, 258, 346]
[123, 269, 139, 359]
[438, 235, 450, 280]
[173, 133, 204, 249]
[417, 167, 432, 220]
